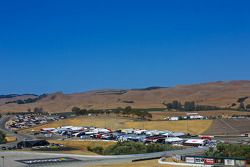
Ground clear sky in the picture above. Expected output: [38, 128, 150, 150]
[0, 0, 250, 94]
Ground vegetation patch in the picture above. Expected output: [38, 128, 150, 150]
[71, 106, 153, 120]
[88, 141, 181, 155]
[163, 100, 226, 111]
[0, 131, 6, 144]
[5, 94, 47, 104]
[205, 143, 250, 163]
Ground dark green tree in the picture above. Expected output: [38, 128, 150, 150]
[0, 131, 6, 144]
[172, 100, 182, 110]
[122, 106, 132, 117]
[238, 102, 246, 111]
[184, 101, 195, 111]
[246, 104, 250, 111]
[72, 107, 81, 113]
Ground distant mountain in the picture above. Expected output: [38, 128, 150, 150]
[0, 94, 38, 106]
[131, 86, 168, 91]
[0, 94, 38, 99]
[1, 80, 250, 113]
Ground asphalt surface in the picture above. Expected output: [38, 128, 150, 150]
[0, 147, 207, 167]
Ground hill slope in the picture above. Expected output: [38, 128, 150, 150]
[1, 80, 250, 113]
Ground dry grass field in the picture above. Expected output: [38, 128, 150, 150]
[5, 135, 17, 143]
[47, 140, 116, 155]
[21, 116, 213, 134]
[123, 120, 212, 134]
[151, 110, 250, 120]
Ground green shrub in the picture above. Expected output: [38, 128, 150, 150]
[205, 143, 250, 163]
[102, 141, 180, 155]
[87, 146, 104, 154]
[0, 131, 6, 144]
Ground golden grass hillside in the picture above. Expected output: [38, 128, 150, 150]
[2, 80, 250, 113]
[21, 116, 213, 134]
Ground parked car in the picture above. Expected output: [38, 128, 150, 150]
[1, 146, 6, 150]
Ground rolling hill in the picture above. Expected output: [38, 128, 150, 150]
[1, 80, 250, 113]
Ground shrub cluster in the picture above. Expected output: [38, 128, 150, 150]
[88, 141, 180, 155]
[0, 131, 6, 144]
[71, 106, 153, 120]
[205, 143, 250, 163]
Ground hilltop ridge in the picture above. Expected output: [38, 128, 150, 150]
[1, 80, 250, 113]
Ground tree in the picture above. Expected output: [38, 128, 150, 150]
[246, 104, 250, 111]
[0, 131, 6, 144]
[166, 103, 173, 110]
[238, 102, 246, 111]
[33, 107, 44, 113]
[172, 100, 182, 110]
[72, 107, 81, 113]
[145, 112, 152, 120]
[116, 107, 123, 114]
[124, 106, 132, 112]
[71, 107, 87, 116]
[237, 96, 248, 103]
[163, 101, 182, 111]
[184, 101, 195, 111]
[122, 106, 132, 117]
[133, 110, 152, 120]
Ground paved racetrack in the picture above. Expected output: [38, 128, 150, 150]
[0, 147, 207, 167]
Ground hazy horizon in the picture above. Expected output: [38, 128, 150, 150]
[1, 80, 250, 95]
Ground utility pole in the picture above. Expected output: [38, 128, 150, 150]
[1, 156, 4, 167]
[186, 113, 189, 134]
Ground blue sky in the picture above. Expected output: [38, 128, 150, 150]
[0, 0, 250, 94]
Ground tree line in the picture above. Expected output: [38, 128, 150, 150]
[163, 100, 222, 111]
[71, 106, 152, 120]
[5, 94, 47, 105]
[163, 96, 250, 112]
[87, 141, 180, 155]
